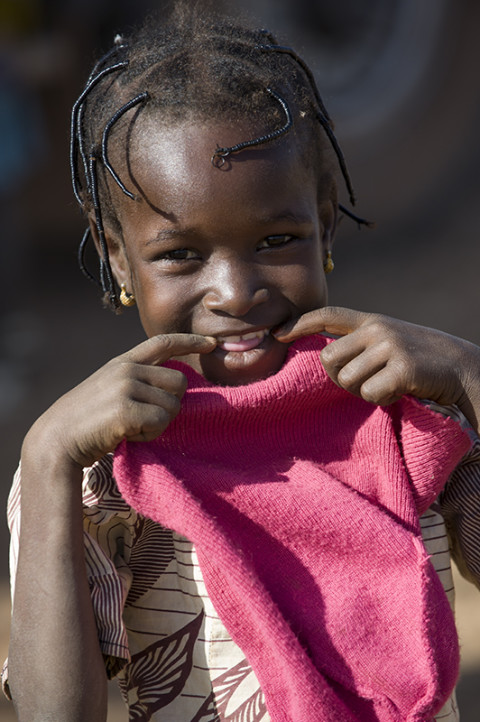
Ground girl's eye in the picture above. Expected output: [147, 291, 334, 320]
[257, 235, 295, 250]
[159, 248, 199, 262]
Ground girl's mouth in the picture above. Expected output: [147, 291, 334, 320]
[197, 327, 289, 385]
[215, 329, 270, 352]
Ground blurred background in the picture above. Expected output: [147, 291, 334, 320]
[1, 0, 480, 719]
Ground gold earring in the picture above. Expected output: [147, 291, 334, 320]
[323, 250, 334, 274]
[120, 283, 136, 307]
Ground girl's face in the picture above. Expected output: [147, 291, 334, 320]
[106, 119, 336, 386]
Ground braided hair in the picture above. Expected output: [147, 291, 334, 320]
[71, 2, 367, 310]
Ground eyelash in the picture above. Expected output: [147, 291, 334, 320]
[257, 235, 296, 250]
[156, 235, 297, 263]
[158, 248, 200, 262]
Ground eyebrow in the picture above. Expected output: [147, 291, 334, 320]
[258, 211, 314, 226]
[144, 228, 189, 246]
[144, 211, 314, 246]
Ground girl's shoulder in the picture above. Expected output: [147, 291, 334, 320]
[82, 454, 148, 563]
[82, 453, 135, 522]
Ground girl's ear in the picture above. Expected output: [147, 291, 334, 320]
[316, 172, 338, 255]
[319, 190, 338, 256]
[87, 215, 131, 288]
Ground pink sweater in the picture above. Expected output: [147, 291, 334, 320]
[113, 335, 471, 721]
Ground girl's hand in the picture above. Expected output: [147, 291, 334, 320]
[25, 333, 216, 469]
[273, 307, 480, 430]
[13, 335, 218, 722]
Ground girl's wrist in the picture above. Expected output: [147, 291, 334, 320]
[21, 415, 85, 481]
[450, 338, 480, 434]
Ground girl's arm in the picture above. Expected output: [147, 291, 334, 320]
[273, 306, 480, 434]
[8, 333, 216, 721]
[9, 451, 108, 721]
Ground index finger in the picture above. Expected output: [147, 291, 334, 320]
[273, 307, 370, 342]
[123, 333, 217, 365]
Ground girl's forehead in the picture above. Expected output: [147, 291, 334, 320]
[131, 118, 308, 179]
[112, 122, 318, 238]
[122, 117, 327, 214]
[111, 116, 335, 239]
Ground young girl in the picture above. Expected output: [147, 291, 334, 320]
[4, 4, 480, 721]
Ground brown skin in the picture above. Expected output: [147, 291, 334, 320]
[273, 307, 480, 432]
[8, 118, 480, 720]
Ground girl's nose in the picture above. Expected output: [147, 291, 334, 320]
[202, 259, 270, 316]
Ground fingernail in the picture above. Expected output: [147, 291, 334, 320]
[272, 324, 291, 339]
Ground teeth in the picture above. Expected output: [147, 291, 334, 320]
[242, 331, 266, 341]
[217, 329, 268, 343]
